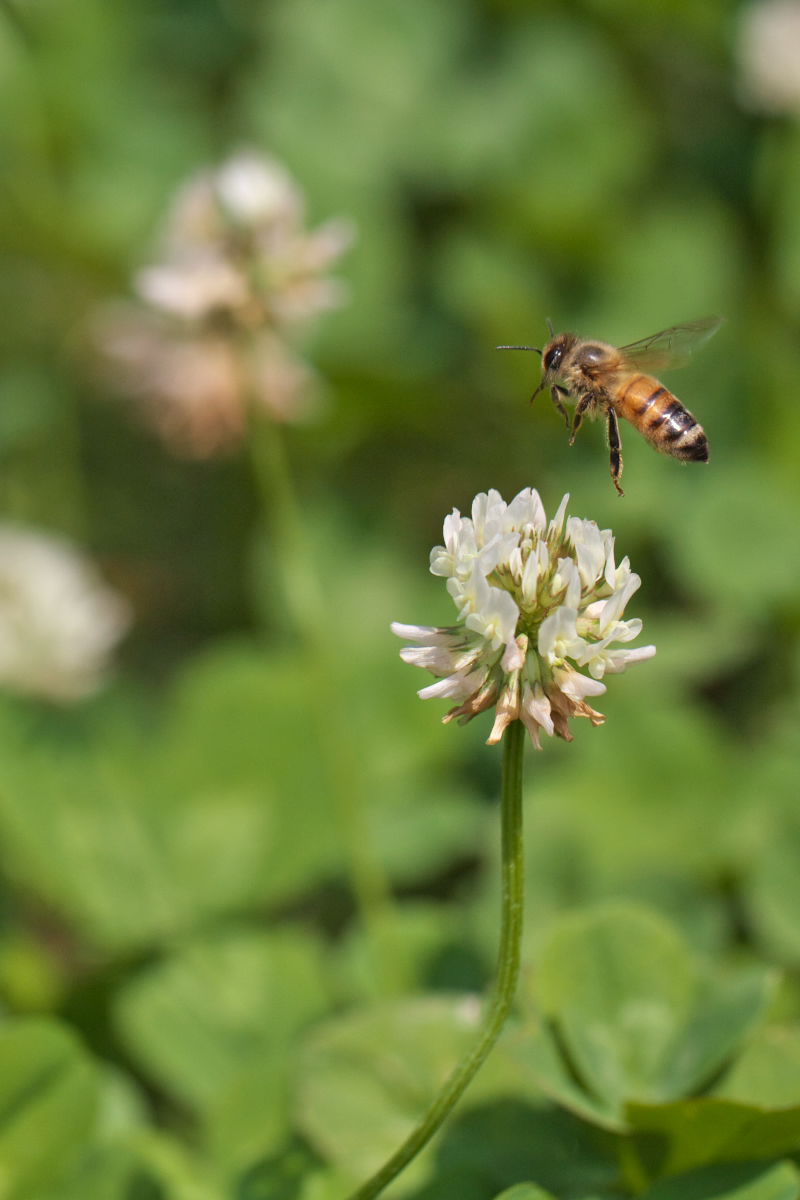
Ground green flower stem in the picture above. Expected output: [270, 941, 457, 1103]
[248, 412, 400, 992]
[248, 410, 324, 645]
[348, 718, 526, 1200]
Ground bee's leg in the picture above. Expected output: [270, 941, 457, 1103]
[607, 407, 624, 496]
[569, 394, 592, 445]
[550, 385, 570, 428]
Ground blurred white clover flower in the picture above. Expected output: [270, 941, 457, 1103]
[0, 527, 131, 703]
[392, 489, 655, 748]
[97, 313, 316, 458]
[738, 0, 800, 113]
[140, 150, 354, 327]
[96, 149, 354, 457]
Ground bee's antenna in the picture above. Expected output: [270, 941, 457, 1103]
[496, 345, 542, 355]
[545, 317, 555, 337]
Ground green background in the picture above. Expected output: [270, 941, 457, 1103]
[0, 1, 799, 1197]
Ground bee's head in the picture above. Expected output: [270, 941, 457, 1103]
[542, 332, 577, 379]
[496, 321, 577, 389]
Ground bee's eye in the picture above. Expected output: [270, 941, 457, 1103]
[544, 345, 564, 372]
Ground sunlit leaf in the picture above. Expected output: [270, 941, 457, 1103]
[116, 928, 331, 1166]
[296, 995, 612, 1196]
[534, 904, 696, 1110]
[525, 904, 773, 1127]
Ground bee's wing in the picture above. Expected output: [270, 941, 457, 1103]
[619, 316, 724, 371]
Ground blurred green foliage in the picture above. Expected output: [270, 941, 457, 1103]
[0, 0, 799, 1197]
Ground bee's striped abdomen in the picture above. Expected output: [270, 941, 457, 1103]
[615, 374, 708, 463]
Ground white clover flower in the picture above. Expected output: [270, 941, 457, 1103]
[392, 489, 655, 748]
[96, 150, 353, 457]
[142, 149, 355, 328]
[737, 0, 800, 113]
[97, 309, 318, 458]
[0, 527, 131, 703]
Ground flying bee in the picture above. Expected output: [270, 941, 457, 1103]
[498, 316, 723, 495]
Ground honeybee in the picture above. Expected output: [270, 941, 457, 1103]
[498, 316, 723, 495]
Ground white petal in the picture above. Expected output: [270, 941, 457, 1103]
[442, 509, 464, 549]
[547, 493, 570, 540]
[456, 565, 486, 617]
[556, 667, 607, 699]
[471, 490, 506, 546]
[447, 576, 471, 618]
[521, 550, 540, 605]
[613, 556, 632, 590]
[501, 637, 525, 673]
[522, 681, 554, 736]
[553, 557, 582, 608]
[537, 606, 586, 663]
[575, 616, 645, 668]
[418, 674, 472, 700]
[602, 530, 617, 586]
[567, 516, 607, 589]
[609, 616, 644, 643]
[399, 645, 457, 672]
[507, 546, 524, 580]
[476, 532, 519, 577]
[429, 547, 453, 577]
[390, 622, 444, 643]
[430, 511, 477, 578]
[580, 600, 605, 622]
[598, 570, 641, 633]
[464, 580, 519, 649]
[599, 644, 657, 675]
[536, 541, 550, 576]
[507, 488, 547, 534]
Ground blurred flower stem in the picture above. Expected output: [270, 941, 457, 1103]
[248, 410, 400, 993]
[56, 386, 91, 542]
[349, 718, 526, 1200]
